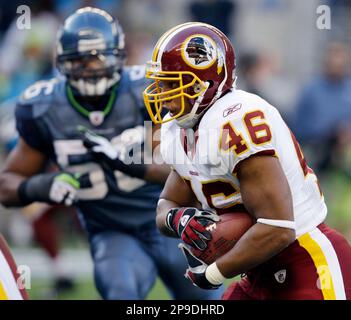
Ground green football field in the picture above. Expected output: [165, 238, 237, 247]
[28, 277, 169, 300]
[28, 275, 235, 300]
[28, 277, 232, 300]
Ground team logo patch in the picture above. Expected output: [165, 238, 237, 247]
[182, 35, 217, 69]
[89, 111, 105, 126]
[274, 269, 287, 284]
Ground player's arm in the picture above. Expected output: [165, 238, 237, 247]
[213, 155, 295, 282]
[0, 138, 47, 207]
[156, 169, 219, 250]
[181, 154, 296, 289]
[0, 138, 80, 207]
[156, 169, 200, 235]
[143, 163, 170, 183]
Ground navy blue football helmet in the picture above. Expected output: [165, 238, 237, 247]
[56, 7, 126, 96]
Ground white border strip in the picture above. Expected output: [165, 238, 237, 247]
[0, 251, 22, 300]
[310, 228, 346, 300]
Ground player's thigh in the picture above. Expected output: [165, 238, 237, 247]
[271, 224, 351, 300]
[90, 230, 157, 300]
[289, 224, 351, 300]
[155, 236, 223, 300]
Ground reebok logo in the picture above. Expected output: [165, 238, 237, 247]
[223, 103, 242, 118]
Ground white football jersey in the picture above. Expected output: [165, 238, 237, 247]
[160, 89, 327, 237]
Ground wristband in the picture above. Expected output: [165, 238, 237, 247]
[17, 179, 32, 206]
[164, 208, 179, 236]
[17, 172, 59, 205]
[205, 262, 227, 285]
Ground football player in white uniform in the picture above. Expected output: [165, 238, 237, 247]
[143, 22, 351, 300]
[0, 235, 28, 300]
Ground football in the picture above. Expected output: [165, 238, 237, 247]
[191, 212, 254, 265]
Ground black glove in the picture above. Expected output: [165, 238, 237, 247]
[78, 126, 146, 179]
[179, 243, 223, 290]
[18, 172, 80, 206]
[165, 207, 220, 250]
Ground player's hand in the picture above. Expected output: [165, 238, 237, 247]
[48, 173, 80, 205]
[179, 243, 222, 290]
[18, 172, 80, 206]
[166, 207, 220, 250]
[78, 126, 147, 179]
[78, 126, 120, 162]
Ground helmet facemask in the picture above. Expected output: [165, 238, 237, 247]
[144, 55, 229, 128]
[57, 51, 125, 96]
[144, 62, 209, 128]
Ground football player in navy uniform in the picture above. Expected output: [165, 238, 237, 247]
[0, 7, 222, 300]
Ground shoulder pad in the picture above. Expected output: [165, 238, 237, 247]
[19, 78, 59, 103]
[17, 78, 61, 119]
[123, 65, 150, 89]
[120, 65, 151, 112]
[124, 65, 147, 82]
[201, 90, 271, 130]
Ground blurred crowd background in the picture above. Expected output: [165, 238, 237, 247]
[0, 0, 351, 299]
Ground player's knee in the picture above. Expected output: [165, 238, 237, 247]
[101, 286, 140, 300]
[94, 270, 141, 300]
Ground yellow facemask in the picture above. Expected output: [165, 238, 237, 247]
[143, 64, 208, 124]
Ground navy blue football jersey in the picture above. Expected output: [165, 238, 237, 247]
[15, 66, 162, 232]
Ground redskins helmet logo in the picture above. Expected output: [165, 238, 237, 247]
[182, 34, 217, 69]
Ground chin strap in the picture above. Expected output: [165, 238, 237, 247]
[176, 60, 231, 129]
[257, 218, 296, 230]
[176, 81, 210, 129]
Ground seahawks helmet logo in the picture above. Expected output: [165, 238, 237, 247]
[183, 35, 217, 69]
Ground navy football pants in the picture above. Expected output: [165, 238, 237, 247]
[89, 223, 223, 300]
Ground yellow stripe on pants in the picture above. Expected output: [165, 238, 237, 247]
[298, 233, 336, 300]
[0, 280, 8, 300]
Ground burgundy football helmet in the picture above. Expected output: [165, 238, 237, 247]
[143, 22, 236, 128]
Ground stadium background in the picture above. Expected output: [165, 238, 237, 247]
[0, 0, 350, 299]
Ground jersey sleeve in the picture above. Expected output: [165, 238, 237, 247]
[15, 96, 50, 153]
[216, 107, 277, 175]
